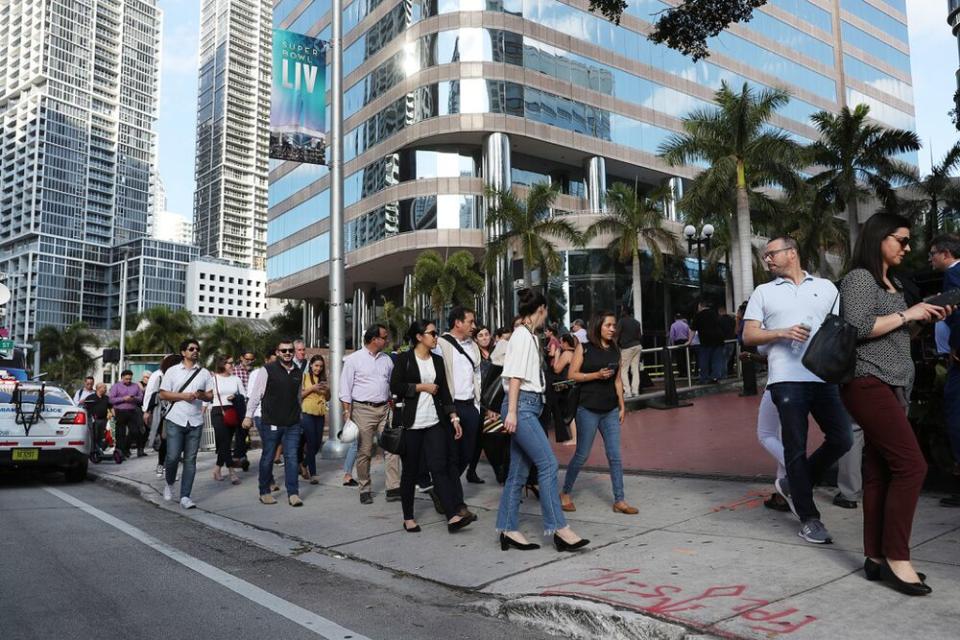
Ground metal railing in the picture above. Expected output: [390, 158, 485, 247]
[638, 338, 746, 390]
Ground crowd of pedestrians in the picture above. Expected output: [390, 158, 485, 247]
[69, 216, 959, 595]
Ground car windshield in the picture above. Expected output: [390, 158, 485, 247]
[0, 385, 72, 406]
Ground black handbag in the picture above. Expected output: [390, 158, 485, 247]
[801, 294, 858, 384]
[480, 363, 505, 413]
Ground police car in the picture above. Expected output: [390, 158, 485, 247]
[0, 373, 91, 482]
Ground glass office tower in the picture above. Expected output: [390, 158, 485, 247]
[0, 0, 162, 340]
[266, 0, 915, 339]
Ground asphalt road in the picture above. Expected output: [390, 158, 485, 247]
[0, 471, 553, 640]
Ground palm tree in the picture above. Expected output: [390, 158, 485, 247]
[584, 182, 680, 331]
[485, 182, 584, 293]
[770, 181, 850, 278]
[126, 306, 195, 354]
[896, 141, 960, 246]
[377, 297, 415, 352]
[807, 104, 921, 252]
[660, 81, 801, 303]
[199, 318, 257, 367]
[412, 249, 485, 322]
[35, 322, 101, 388]
[269, 301, 303, 338]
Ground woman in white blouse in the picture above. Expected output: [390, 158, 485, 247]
[210, 355, 246, 485]
[496, 288, 589, 553]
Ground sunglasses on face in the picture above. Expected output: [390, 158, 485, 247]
[278, 348, 294, 354]
[422, 330, 438, 337]
[888, 234, 910, 248]
[762, 247, 792, 261]
[185, 346, 199, 352]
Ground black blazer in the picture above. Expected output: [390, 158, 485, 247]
[389, 350, 456, 429]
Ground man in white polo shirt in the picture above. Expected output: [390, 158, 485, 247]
[159, 338, 214, 509]
[743, 236, 852, 545]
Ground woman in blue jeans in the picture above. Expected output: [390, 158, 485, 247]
[496, 287, 590, 552]
[560, 312, 637, 515]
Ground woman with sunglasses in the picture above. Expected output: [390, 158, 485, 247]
[211, 355, 246, 485]
[390, 320, 472, 533]
[300, 354, 329, 484]
[840, 213, 952, 596]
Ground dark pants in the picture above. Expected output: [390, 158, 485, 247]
[400, 424, 462, 520]
[258, 422, 301, 497]
[672, 340, 689, 379]
[211, 407, 236, 467]
[945, 364, 960, 466]
[698, 345, 726, 383]
[769, 381, 853, 522]
[114, 409, 143, 455]
[92, 418, 107, 451]
[232, 423, 248, 461]
[452, 400, 480, 476]
[300, 413, 325, 476]
[842, 377, 927, 560]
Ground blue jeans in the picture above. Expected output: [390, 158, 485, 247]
[563, 407, 625, 502]
[343, 440, 358, 474]
[258, 422, 302, 497]
[496, 391, 567, 535]
[769, 382, 853, 522]
[300, 413, 325, 476]
[164, 421, 202, 498]
[698, 345, 726, 383]
[946, 364, 960, 465]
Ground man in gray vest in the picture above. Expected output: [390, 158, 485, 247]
[244, 338, 305, 507]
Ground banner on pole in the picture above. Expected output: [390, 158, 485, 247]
[270, 29, 327, 165]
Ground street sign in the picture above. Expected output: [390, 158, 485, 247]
[0, 339, 13, 355]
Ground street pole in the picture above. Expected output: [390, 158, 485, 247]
[696, 242, 703, 298]
[118, 251, 129, 371]
[322, 0, 347, 459]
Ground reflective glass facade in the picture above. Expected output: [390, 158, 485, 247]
[267, 0, 916, 314]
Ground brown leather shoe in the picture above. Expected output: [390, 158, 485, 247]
[560, 493, 576, 512]
[613, 501, 639, 515]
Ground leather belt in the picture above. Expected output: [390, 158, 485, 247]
[354, 400, 387, 407]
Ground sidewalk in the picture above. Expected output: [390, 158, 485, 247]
[88, 449, 960, 640]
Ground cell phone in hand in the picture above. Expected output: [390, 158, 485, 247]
[924, 288, 960, 307]
[607, 362, 619, 370]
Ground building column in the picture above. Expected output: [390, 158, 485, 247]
[483, 132, 512, 329]
[351, 284, 373, 350]
[584, 156, 607, 213]
[663, 176, 683, 222]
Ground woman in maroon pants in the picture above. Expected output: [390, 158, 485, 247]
[840, 213, 952, 596]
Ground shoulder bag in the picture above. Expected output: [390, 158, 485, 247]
[801, 293, 858, 384]
[214, 375, 241, 428]
[480, 363, 505, 413]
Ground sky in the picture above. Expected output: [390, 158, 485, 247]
[154, 0, 959, 219]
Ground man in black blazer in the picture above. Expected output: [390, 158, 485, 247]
[931, 234, 960, 507]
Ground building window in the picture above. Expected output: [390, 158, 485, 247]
[199, 273, 205, 279]
[199, 284, 205, 291]
[199, 295, 205, 301]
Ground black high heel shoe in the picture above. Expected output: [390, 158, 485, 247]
[523, 484, 540, 499]
[403, 522, 421, 533]
[499, 533, 540, 551]
[554, 534, 590, 552]
[447, 516, 472, 533]
[864, 558, 925, 582]
[880, 563, 932, 596]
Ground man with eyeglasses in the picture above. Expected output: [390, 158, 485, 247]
[930, 234, 960, 507]
[340, 323, 401, 504]
[244, 339, 305, 506]
[159, 338, 215, 509]
[234, 351, 255, 388]
[743, 236, 853, 545]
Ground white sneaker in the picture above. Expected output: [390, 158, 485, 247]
[163, 484, 174, 502]
[180, 496, 196, 510]
[155, 465, 164, 478]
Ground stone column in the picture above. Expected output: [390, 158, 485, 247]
[663, 176, 684, 222]
[483, 132, 512, 329]
[351, 283, 374, 349]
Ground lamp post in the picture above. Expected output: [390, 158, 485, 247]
[683, 224, 714, 297]
[118, 248, 131, 372]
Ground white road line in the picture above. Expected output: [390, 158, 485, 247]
[44, 487, 370, 640]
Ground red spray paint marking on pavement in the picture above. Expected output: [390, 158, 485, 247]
[711, 490, 770, 512]
[542, 568, 817, 637]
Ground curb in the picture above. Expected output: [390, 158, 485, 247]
[87, 468, 724, 640]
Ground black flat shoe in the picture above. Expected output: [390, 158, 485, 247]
[554, 534, 590, 552]
[447, 517, 472, 533]
[499, 533, 540, 551]
[881, 563, 932, 596]
[403, 522, 421, 533]
[466, 471, 485, 484]
[343, 478, 359, 487]
[864, 558, 926, 583]
[833, 493, 858, 509]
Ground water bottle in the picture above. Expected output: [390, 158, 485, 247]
[791, 315, 814, 354]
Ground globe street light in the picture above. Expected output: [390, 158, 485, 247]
[683, 224, 715, 296]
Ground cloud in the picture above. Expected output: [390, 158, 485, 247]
[906, 0, 951, 37]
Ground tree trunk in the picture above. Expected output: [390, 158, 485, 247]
[847, 199, 861, 254]
[735, 161, 754, 301]
[729, 215, 743, 306]
[632, 251, 643, 333]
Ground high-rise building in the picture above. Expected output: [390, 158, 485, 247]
[0, 0, 162, 341]
[192, 0, 272, 271]
[950, 0, 960, 115]
[151, 211, 195, 246]
[266, 0, 916, 337]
